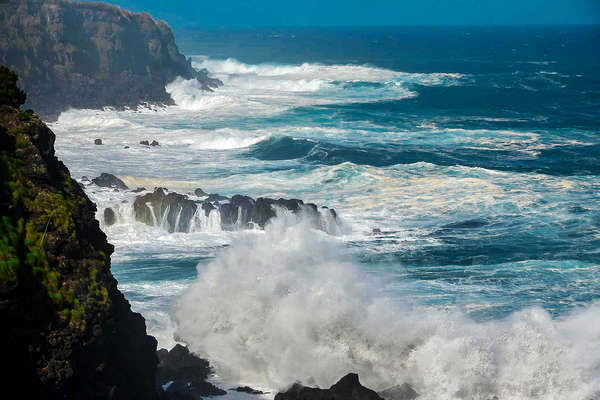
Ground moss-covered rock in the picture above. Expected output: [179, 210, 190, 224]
[0, 70, 159, 399]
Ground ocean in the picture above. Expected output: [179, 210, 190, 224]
[50, 26, 600, 399]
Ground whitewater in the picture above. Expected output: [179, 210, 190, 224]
[50, 27, 600, 400]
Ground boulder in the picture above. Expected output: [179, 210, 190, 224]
[94, 138, 102, 145]
[156, 344, 226, 400]
[91, 173, 129, 190]
[194, 188, 207, 197]
[150, 140, 160, 146]
[378, 384, 419, 400]
[133, 188, 197, 233]
[275, 373, 382, 400]
[103, 207, 116, 226]
[232, 386, 267, 395]
[140, 140, 150, 146]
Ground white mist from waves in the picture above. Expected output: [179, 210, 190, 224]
[171, 213, 600, 400]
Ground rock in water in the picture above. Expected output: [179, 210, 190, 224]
[232, 386, 268, 395]
[378, 383, 419, 400]
[92, 172, 129, 190]
[150, 140, 160, 146]
[194, 188, 208, 197]
[275, 373, 383, 400]
[156, 344, 226, 399]
[140, 140, 150, 146]
[133, 188, 198, 233]
[0, 72, 159, 399]
[94, 138, 103, 145]
[104, 207, 117, 226]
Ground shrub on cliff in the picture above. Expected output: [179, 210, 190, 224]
[0, 65, 26, 107]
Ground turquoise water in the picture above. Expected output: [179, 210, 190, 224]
[51, 26, 600, 399]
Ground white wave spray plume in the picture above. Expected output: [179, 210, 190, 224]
[172, 212, 600, 400]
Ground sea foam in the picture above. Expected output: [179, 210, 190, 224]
[171, 213, 600, 400]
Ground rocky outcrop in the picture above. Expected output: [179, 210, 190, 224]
[275, 373, 383, 400]
[378, 384, 419, 400]
[0, 69, 158, 399]
[132, 187, 339, 233]
[0, 0, 221, 120]
[133, 188, 198, 233]
[92, 172, 129, 190]
[156, 344, 226, 400]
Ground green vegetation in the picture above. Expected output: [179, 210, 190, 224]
[0, 66, 26, 107]
[0, 67, 110, 331]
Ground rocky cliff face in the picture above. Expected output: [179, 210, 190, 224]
[0, 0, 221, 120]
[0, 67, 158, 399]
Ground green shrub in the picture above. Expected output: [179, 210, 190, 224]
[0, 65, 27, 107]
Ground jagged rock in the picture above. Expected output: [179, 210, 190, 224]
[81, 175, 90, 182]
[0, 87, 158, 398]
[232, 386, 267, 395]
[140, 140, 150, 146]
[194, 188, 208, 197]
[378, 383, 419, 400]
[92, 173, 129, 190]
[275, 373, 383, 400]
[206, 193, 229, 202]
[150, 140, 160, 146]
[156, 344, 226, 399]
[104, 207, 116, 226]
[133, 188, 197, 233]
[0, 0, 222, 120]
[133, 188, 339, 233]
[94, 138, 103, 145]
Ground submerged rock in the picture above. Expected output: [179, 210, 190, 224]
[94, 138, 102, 145]
[92, 172, 129, 190]
[378, 383, 419, 400]
[156, 344, 226, 399]
[275, 373, 382, 400]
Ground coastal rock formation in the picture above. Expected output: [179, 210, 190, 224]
[92, 172, 129, 190]
[132, 187, 339, 233]
[275, 373, 383, 400]
[0, 0, 221, 120]
[378, 384, 419, 400]
[0, 68, 158, 399]
[156, 344, 226, 399]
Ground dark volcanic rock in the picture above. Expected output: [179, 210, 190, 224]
[132, 187, 147, 193]
[140, 140, 150, 146]
[94, 138, 103, 145]
[194, 188, 208, 197]
[378, 384, 419, 400]
[133, 188, 339, 233]
[104, 207, 117, 226]
[232, 386, 268, 395]
[0, 0, 221, 120]
[133, 188, 197, 233]
[92, 172, 129, 190]
[0, 79, 158, 399]
[156, 344, 226, 399]
[275, 373, 383, 400]
[151, 140, 160, 146]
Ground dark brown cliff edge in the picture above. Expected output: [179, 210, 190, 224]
[0, 66, 158, 399]
[0, 0, 221, 120]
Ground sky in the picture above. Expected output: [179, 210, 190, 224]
[93, 0, 600, 27]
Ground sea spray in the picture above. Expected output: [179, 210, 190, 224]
[171, 212, 600, 400]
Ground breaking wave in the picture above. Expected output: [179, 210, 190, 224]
[172, 214, 600, 399]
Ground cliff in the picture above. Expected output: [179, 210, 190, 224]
[0, 0, 221, 120]
[0, 65, 158, 399]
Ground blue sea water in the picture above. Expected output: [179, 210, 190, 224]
[51, 26, 600, 398]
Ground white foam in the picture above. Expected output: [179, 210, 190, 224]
[172, 214, 600, 399]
